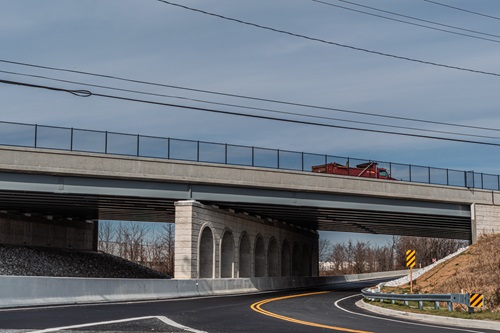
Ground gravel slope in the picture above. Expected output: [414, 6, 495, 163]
[0, 244, 169, 279]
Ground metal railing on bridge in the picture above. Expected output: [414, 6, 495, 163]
[1, 120, 498, 191]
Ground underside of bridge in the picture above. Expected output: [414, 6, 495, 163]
[0, 188, 471, 240]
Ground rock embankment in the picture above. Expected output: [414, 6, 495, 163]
[0, 244, 169, 279]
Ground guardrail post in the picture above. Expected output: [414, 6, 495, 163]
[418, 301, 423, 310]
[448, 302, 453, 312]
[434, 301, 440, 310]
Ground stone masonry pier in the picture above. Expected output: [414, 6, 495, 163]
[174, 201, 318, 279]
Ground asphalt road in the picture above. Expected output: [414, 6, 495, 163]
[0, 280, 497, 333]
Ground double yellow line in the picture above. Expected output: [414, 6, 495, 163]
[250, 292, 373, 333]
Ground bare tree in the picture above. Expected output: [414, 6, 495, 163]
[98, 220, 116, 254]
[319, 238, 332, 260]
[320, 235, 466, 276]
[352, 241, 369, 274]
[330, 243, 345, 273]
[116, 222, 150, 262]
[162, 223, 175, 276]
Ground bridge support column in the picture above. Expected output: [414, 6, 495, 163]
[174, 200, 319, 279]
[0, 212, 97, 250]
[471, 203, 500, 243]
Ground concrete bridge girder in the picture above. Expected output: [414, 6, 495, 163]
[174, 200, 318, 279]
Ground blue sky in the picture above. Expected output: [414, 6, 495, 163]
[2, 1, 500, 245]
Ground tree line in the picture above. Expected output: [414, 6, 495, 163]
[98, 221, 175, 277]
[319, 236, 468, 276]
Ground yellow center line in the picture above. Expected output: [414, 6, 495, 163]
[250, 291, 374, 333]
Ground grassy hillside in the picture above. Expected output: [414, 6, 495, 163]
[399, 233, 500, 312]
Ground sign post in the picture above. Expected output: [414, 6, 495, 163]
[406, 250, 416, 294]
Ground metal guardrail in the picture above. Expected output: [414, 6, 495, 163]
[362, 287, 478, 312]
[1, 120, 499, 190]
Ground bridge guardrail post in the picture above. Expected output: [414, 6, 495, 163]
[34, 124, 38, 148]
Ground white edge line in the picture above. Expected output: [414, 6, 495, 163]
[334, 294, 489, 333]
[156, 316, 208, 333]
[30, 316, 206, 333]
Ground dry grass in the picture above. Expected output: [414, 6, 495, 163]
[384, 234, 500, 313]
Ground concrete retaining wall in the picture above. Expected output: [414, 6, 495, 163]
[0, 270, 408, 308]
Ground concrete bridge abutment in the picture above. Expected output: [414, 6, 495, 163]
[174, 200, 319, 279]
[0, 212, 97, 251]
[471, 203, 500, 242]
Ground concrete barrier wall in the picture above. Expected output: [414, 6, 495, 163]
[0, 270, 409, 308]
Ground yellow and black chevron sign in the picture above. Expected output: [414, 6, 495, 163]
[406, 250, 416, 268]
[470, 293, 484, 308]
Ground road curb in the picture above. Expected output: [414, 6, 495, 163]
[356, 299, 500, 331]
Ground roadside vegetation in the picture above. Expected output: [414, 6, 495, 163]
[319, 235, 467, 275]
[98, 221, 175, 277]
[384, 234, 500, 310]
[372, 234, 500, 320]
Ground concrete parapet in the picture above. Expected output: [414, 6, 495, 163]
[0, 270, 408, 308]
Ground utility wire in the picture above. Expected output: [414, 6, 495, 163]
[3, 78, 500, 147]
[2, 58, 500, 134]
[423, 0, 500, 21]
[313, 0, 500, 42]
[155, 0, 500, 78]
[3, 69, 499, 140]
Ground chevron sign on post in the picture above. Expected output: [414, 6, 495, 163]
[406, 250, 416, 294]
[406, 250, 416, 268]
[468, 293, 484, 313]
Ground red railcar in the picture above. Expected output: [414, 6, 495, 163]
[312, 162, 394, 179]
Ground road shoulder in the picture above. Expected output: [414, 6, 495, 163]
[356, 300, 499, 332]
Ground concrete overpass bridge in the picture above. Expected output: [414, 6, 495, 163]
[1, 145, 498, 279]
[0, 123, 499, 279]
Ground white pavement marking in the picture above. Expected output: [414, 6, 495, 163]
[334, 294, 489, 333]
[156, 316, 208, 333]
[30, 315, 207, 333]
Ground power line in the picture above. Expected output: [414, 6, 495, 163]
[313, 0, 500, 43]
[423, 0, 500, 21]
[3, 69, 499, 140]
[3, 78, 500, 148]
[2, 58, 500, 134]
[155, 0, 500, 78]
